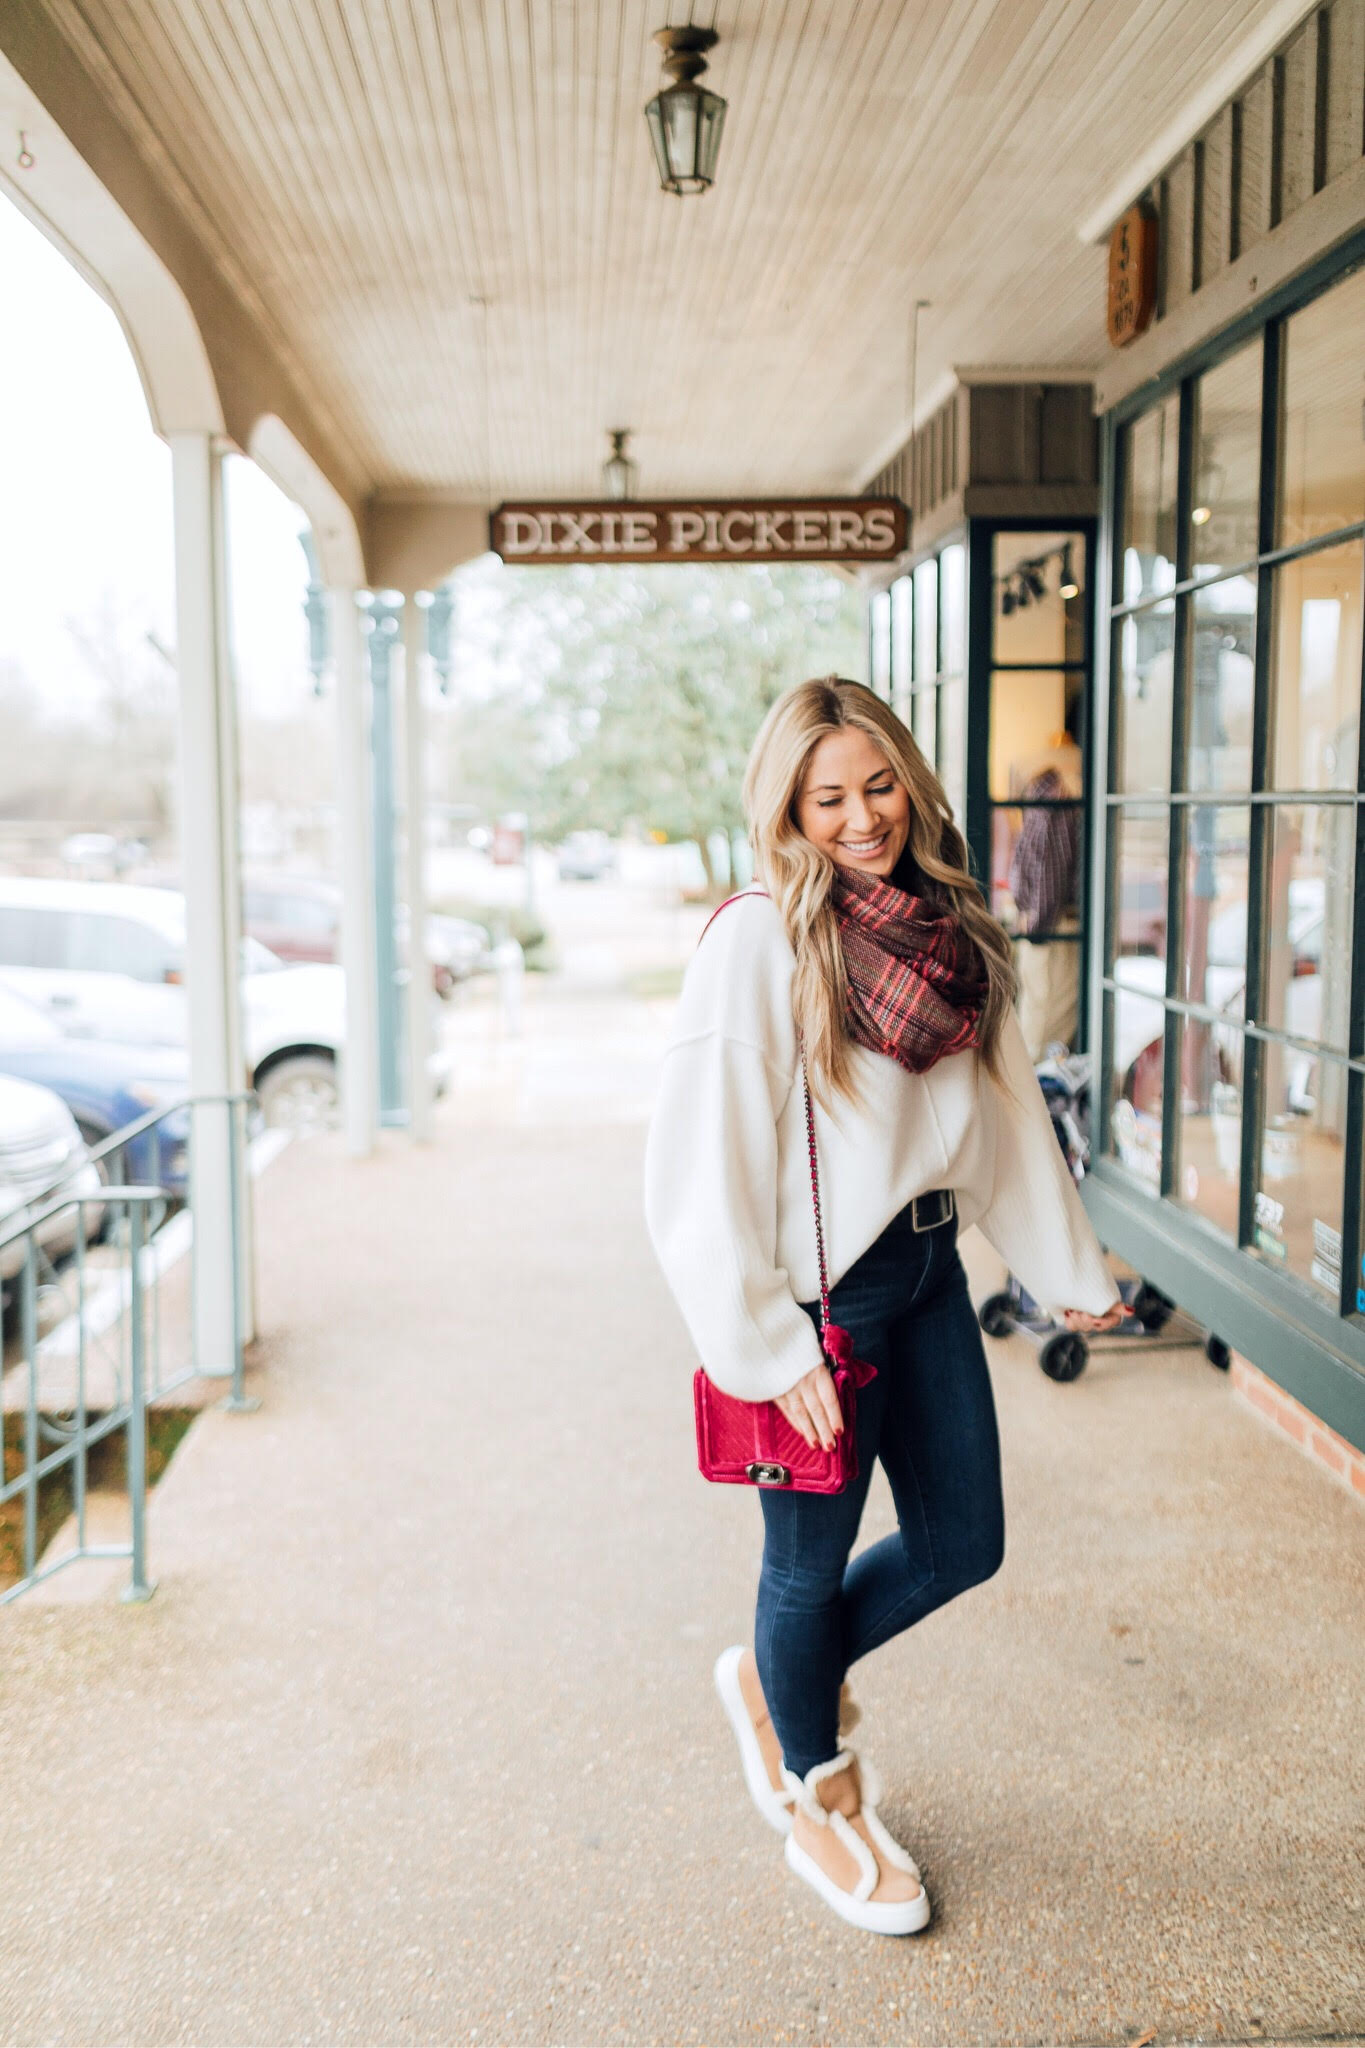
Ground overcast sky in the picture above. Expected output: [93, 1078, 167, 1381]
[0, 193, 317, 720]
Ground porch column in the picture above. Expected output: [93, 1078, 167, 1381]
[169, 430, 242, 1378]
[401, 597, 432, 1141]
[332, 589, 378, 1155]
[212, 473, 255, 1346]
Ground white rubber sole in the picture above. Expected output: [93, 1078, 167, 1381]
[784, 1831, 932, 1936]
[713, 1644, 793, 1836]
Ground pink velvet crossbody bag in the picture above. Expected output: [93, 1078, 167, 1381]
[691, 894, 876, 1494]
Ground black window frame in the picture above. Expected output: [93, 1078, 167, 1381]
[1089, 228, 1365, 1408]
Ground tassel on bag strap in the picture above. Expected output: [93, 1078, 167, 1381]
[697, 887, 830, 1340]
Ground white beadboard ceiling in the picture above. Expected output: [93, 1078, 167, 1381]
[37, 0, 1300, 501]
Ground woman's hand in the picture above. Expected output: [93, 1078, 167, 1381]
[1062, 1300, 1129, 1334]
[776, 1363, 844, 1451]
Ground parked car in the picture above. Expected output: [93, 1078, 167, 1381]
[556, 830, 616, 882]
[0, 981, 190, 1194]
[243, 875, 488, 994]
[0, 1073, 104, 1294]
[0, 878, 448, 1130]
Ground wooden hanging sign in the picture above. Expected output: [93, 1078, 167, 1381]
[1107, 203, 1159, 348]
[489, 497, 908, 565]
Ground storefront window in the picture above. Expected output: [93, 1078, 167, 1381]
[1113, 603, 1175, 793]
[892, 544, 969, 823]
[1263, 805, 1352, 1051]
[1122, 394, 1179, 605]
[1279, 267, 1365, 548]
[870, 589, 891, 700]
[938, 676, 965, 826]
[993, 532, 1085, 666]
[1100, 259, 1365, 1337]
[1270, 541, 1363, 792]
[890, 576, 913, 724]
[1190, 342, 1261, 575]
[912, 686, 937, 768]
[1255, 1043, 1346, 1300]
[1188, 577, 1256, 791]
[940, 544, 966, 672]
[1110, 987, 1165, 1191]
[1111, 805, 1168, 969]
[1180, 805, 1250, 1017]
[913, 560, 937, 683]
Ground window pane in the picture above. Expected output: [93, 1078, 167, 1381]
[1270, 541, 1363, 792]
[993, 532, 1086, 666]
[1264, 804, 1353, 1052]
[1187, 576, 1255, 791]
[1182, 805, 1250, 1018]
[1278, 267, 1365, 548]
[1254, 1046, 1346, 1302]
[891, 576, 912, 697]
[940, 544, 966, 673]
[1189, 341, 1261, 573]
[870, 589, 892, 698]
[993, 801, 1082, 935]
[1111, 805, 1168, 969]
[1014, 937, 1082, 1060]
[913, 560, 938, 682]
[912, 686, 937, 771]
[1174, 1016, 1243, 1238]
[938, 677, 965, 823]
[1122, 396, 1179, 605]
[1113, 601, 1175, 793]
[1109, 987, 1165, 1190]
[989, 670, 1084, 801]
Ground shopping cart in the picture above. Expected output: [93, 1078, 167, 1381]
[974, 1049, 1231, 1381]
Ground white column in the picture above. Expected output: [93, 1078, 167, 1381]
[212, 456, 255, 1344]
[401, 597, 432, 1142]
[332, 588, 379, 1155]
[170, 431, 242, 1378]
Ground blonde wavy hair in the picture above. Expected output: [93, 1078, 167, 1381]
[742, 675, 1015, 1105]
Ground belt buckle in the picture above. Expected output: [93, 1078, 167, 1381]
[911, 1188, 955, 1233]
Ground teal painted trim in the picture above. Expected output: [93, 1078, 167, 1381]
[1081, 1164, 1365, 1453]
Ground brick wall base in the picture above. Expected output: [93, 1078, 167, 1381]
[1230, 1353, 1365, 1506]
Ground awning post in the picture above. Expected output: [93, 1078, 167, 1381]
[170, 430, 243, 1378]
[402, 596, 432, 1142]
[332, 588, 378, 1156]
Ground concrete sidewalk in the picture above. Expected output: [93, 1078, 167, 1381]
[0, 1114, 1362, 2048]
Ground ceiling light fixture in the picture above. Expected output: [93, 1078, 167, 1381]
[644, 24, 728, 197]
[1191, 505, 1212, 525]
[602, 428, 638, 501]
[1058, 542, 1079, 600]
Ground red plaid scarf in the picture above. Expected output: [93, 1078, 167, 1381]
[832, 866, 987, 1073]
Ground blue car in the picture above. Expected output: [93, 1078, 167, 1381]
[0, 980, 191, 1195]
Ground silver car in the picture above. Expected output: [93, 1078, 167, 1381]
[0, 1074, 104, 1287]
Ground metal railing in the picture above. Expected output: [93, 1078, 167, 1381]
[0, 1092, 255, 1605]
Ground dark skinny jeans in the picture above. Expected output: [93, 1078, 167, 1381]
[754, 1200, 1006, 1780]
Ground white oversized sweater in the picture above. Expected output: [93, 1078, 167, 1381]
[644, 891, 1117, 1402]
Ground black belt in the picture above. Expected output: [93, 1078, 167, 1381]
[909, 1188, 955, 1233]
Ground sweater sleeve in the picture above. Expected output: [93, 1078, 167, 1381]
[974, 1008, 1120, 1318]
[643, 899, 826, 1403]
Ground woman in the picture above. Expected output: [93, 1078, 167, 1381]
[644, 677, 1122, 1937]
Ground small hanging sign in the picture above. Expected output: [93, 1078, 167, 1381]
[1107, 203, 1159, 348]
[489, 497, 908, 566]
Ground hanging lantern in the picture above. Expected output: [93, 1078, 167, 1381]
[602, 429, 638, 501]
[644, 25, 727, 197]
